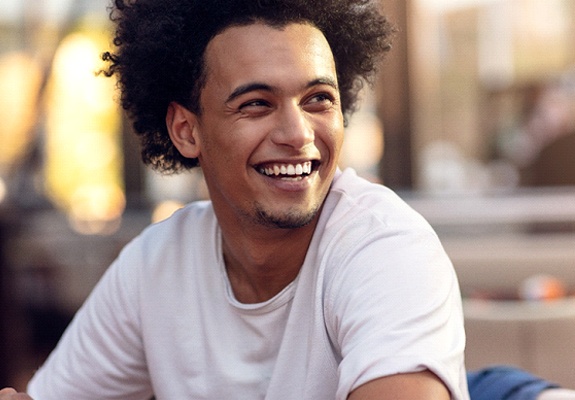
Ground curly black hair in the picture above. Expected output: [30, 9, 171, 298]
[102, 0, 395, 173]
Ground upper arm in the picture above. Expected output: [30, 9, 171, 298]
[27, 249, 152, 399]
[325, 230, 466, 399]
[348, 370, 451, 400]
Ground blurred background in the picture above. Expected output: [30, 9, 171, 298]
[1, 0, 574, 391]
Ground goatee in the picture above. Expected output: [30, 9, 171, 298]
[254, 205, 319, 229]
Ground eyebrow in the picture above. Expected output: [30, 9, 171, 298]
[225, 77, 339, 104]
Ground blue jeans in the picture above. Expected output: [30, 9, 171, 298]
[468, 366, 560, 400]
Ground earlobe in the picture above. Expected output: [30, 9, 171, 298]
[166, 102, 201, 159]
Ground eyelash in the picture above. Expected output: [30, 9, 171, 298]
[310, 93, 336, 104]
[239, 92, 335, 108]
[239, 99, 270, 109]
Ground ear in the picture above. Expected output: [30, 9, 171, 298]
[166, 102, 201, 159]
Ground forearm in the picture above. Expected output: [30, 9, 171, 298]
[537, 389, 575, 400]
[0, 387, 33, 399]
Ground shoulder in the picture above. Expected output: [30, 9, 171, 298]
[117, 200, 217, 267]
[320, 168, 438, 253]
[318, 169, 456, 304]
[94, 200, 220, 311]
[135, 200, 214, 243]
[143, 200, 215, 236]
[327, 168, 433, 231]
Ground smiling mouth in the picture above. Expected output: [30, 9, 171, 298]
[256, 160, 318, 180]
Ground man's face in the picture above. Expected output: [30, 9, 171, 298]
[193, 22, 344, 229]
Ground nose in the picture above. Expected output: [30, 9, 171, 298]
[270, 102, 315, 149]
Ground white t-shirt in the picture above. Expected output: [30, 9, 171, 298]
[28, 168, 469, 400]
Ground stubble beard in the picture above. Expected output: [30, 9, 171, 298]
[253, 202, 321, 229]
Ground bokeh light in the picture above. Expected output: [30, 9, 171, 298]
[0, 52, 43, 171]
[44, 23, 124, 234]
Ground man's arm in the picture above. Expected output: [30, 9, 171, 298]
[538, 389, 575, 400]
[348, 370, 450, 400]
[0, 388, 33, 400]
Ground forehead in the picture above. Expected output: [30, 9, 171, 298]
[203, 22, 337, 89]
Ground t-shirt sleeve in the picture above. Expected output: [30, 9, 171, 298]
[27, 242, 153, 400]
[325, 228, 469, 400]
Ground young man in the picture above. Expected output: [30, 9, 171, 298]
[2, 0, 469, 398]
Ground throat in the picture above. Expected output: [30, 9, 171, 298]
[222, 241, 307, 304]
[225, 262, 300, 304]
[219, 217, 317, 303]
[228, 275, 283, 304]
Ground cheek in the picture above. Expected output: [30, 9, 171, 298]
[199, 125, 259, 175]
[198, 122, 239, 161]
[324, 119, 345, 153]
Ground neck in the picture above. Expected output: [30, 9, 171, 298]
[220, 216, 318, 304]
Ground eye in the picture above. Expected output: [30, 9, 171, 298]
[303, 92, 337, 112]
[310, 93, 334, 103]
[239, 99, 270, 109]
[237, 99, 273, 117]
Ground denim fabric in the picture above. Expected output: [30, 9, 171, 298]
[468, 366, 560, 400]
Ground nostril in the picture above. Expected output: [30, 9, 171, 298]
[270, 109, 314, 147]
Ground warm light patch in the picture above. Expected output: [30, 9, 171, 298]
[44, 28, 124, 234]
[0, 177, 7, 205]
[0, 52, 43, 169]
[152, 200, 185, 223]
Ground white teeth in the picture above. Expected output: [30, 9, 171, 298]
[259, 161, 313, 177]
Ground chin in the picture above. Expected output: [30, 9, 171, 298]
[254, 205, 319, 230]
